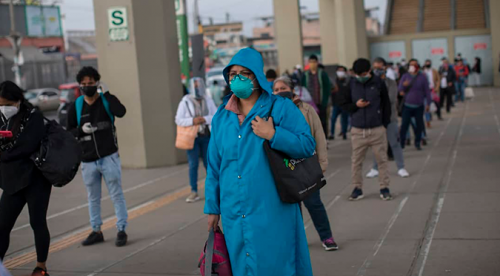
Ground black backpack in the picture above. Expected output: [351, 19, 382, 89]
[31, 118, 83, 187]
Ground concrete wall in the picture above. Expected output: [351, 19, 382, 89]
[490, 0, 500, 87]
[273, 0, 303, 72]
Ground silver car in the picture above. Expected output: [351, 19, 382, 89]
[24, 88, 61, 111]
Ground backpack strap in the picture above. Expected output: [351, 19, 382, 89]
[75, 93, 114, 127]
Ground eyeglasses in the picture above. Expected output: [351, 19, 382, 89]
[229, 71, 252, 81]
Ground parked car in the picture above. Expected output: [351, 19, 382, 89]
[24, 88, 60, 111]
[57, 83, 81, 127]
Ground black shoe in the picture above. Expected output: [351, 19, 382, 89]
[81, 231, 104, 246]
[388, 156, 395, 161]
[116, 230, 128, 247]
[343, 134, 347, 140]
[32, 267, 50, 276]
[328, 135, 334, 140]
[406, 139, 411, 146]
[416, 145, 422, 151]
[422, 139, 427, 146]
[380, 188, 393, 201]
[322, 237, 339, 251]
[349, 188, 364, 201]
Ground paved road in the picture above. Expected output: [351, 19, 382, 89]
[3, 87, 500, 276]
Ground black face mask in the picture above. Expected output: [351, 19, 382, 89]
[80, 86, 98, 97]
[425, 64, 431, 68]
[277, 91, 294, 100]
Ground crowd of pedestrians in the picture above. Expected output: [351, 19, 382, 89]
[0, 44, 475, 275]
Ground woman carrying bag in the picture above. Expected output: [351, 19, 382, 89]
[175, 77, 217, 203]
[204, 48, 316, 276]
[0, 81, 52, 276]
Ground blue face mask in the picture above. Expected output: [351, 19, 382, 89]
[230, 75, 256, 99]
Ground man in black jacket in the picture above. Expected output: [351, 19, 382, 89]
[67, 67, 128, 247]
[338, 58, 392, 201]
[439, 57, 456, 113]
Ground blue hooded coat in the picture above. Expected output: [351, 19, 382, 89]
[204, 48, 316, 276]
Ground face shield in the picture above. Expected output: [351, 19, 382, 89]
[189, 77, 207, 99]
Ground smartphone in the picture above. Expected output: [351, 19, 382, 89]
[0, 131, 13, 138]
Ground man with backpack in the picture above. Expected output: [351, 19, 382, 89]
[67, 67, 128, 247]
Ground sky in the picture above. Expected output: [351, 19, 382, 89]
[57, 0, 387, 36]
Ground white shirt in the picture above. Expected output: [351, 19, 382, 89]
[175, 95, 217, 132]
[425, 69, 434, 89]
[386, 68, 397, 81]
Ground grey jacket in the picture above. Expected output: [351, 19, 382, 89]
[385, 78, 399, 123]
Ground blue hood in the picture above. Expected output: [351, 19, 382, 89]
[223, 47, 273, 95]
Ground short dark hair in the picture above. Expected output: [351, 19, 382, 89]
[336, 65, 347, 71]
[425, 59, 432, 63]
[309, 54, 318, 61]
[213, 80, 218, 85]
[0, 81, 25, 103]
[409, 58, 419, 65]
[373, 57, 387, 66]
[266, 69, 277, 79]
[352, 58, 371, 75]
[77, 66, 101, 84]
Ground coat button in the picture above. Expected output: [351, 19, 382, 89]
[246, 253, 250, 256]
[238, 135, 241, 138]
[242, 215, 246, 218]
[238, 175, 241, 179]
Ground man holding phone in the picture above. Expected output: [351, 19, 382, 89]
[338, 58, 392, 201]
[67, 67, 129, 247]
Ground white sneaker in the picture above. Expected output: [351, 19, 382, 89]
[398, 168, 410, 178]
[186, 192, 200, 203]
[366, 169, 379, 178]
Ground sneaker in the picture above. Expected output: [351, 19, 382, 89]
[366, 169, 379, 178]
[32, 267, 50, 276]
[328, 135, 334, 140]
[186, 192, 200, 203]
[322, 237, 339, 251]
[398, 168, 410, 178]
[416, 145, 422, 151]
[81, 231, 104, 246]
[349, 188, 364, 201]
[422, 138, 428, 146]
[380, 188, 393, 201]
[116, 230, 128, 247]
[343, 134, 347, 140]
[406, 139, 411, 146]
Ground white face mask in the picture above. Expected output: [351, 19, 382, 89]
[408, 65, 416, 73]
[0, 106, 19, 120]
[336, 71, 346, 78]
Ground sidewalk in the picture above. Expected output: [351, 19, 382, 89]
[3, 87, 500, 276]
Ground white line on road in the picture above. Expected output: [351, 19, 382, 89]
[12, 167, 189, 232]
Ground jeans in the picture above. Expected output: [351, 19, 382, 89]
[455, 78, 467, 102]
[374, 122, 405, 171]
[187, 135, 210, 193]
[400, 105, 425, 148]
[302, 190, 332, 241]
[330, 105, 349, 137]
[82, 152, 128, 232]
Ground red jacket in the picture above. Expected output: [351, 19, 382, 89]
[454, 65, 469, 78]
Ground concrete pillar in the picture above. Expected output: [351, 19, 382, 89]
[319, 0, 339, 64]
[273, 0, 303, 73]
[318, 0, 368, 68]
[490, 0, 500, 87]
[93, 0, 185, 168]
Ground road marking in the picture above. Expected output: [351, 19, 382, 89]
[356, 114, 455, 276]
[4, 178, 203, 269]
[412, 102, 468, 276]
[12, 167, 189, 232]
[86, 215, 207, 276]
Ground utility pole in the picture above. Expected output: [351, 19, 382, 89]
[193, 0, 199, 34]
[8, 0, 23, 86]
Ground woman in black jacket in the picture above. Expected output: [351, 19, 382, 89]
[0, 81, 52, 276]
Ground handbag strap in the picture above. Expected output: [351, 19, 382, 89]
[205, 228, 215, 275]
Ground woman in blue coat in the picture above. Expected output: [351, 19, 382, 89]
[204, 48, 316, 276]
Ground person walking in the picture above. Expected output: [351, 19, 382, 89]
[338, 58, 392, 201]
[175, 77, 217, 203]
[471, 57, 481, 86]
[398, 59, 432, 151]
[302, 54, 332, 137]
[209, 80, 224, 107]
[439, 58, 456, 114]
[366, 58, 410, 179]
[454, 59, 469, 103]
[67, 67, 129, 247]
[423, 59, 442, 121]
[0, 81, 52, 276]
[205, 48, 315, 276]
[329, 66, 350, 140]
[273, 76, 338, 251]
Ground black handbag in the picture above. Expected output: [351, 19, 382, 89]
[31, 117, 83, 187]
[263, 100, 326, 203]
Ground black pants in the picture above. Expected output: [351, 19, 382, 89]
[0, 182, 52, 263]
[318, 106, 328, 138]
[440, 88, 453, 113]
[302, 190, 332, 241]
[400, 105, 425, 148]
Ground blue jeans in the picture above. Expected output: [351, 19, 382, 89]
[455, 78, 467, 102]
[187, 136, 210, 192]
[302, 190, 332, 241]
[330, 105, 349, 137]
[400, 105, 425, 148]
[81, 152, 128, 232]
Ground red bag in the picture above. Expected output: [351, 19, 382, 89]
[199, 228, 233, 276]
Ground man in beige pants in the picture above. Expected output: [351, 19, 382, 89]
[337, 58, 393, 201]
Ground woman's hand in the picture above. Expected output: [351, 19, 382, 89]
[252, 116, 276, 140]
[208, 214, 220, 232]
